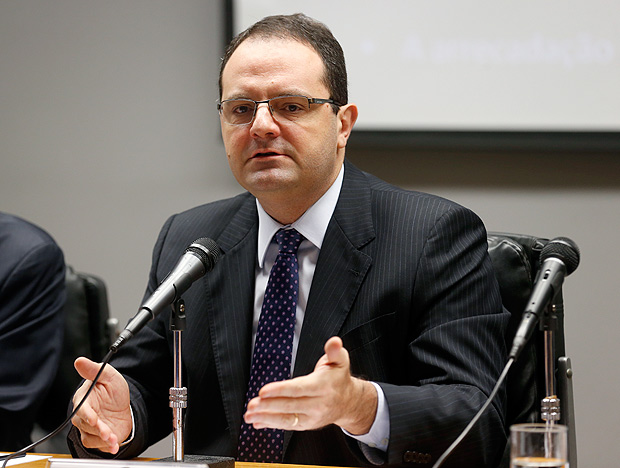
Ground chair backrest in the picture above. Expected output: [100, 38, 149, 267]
[34, 266, 116, 450]
[487, 232, 577, 467]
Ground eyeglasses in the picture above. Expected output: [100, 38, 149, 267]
[217, 95, 341, 126]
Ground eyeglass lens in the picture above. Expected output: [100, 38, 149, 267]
[220, 96, 313, 125]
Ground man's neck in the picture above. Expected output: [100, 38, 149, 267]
[258, 196, 318, 225]
[256, 163, 344, 267]
[258, 172, 344, 225]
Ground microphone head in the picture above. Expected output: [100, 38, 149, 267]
[541, 237, 580, 275]
[186, 237, 222, 272]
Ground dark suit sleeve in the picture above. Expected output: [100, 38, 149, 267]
[378, 206, 508, 467]
[68, 215, 177, 458]
[0, 241, 65, 450]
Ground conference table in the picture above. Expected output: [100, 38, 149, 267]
[3, 453, 354, 468]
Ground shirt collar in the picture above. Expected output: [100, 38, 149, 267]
[256, 164, 344, 268]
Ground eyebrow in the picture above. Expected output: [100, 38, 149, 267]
[222, 90, 313, 101]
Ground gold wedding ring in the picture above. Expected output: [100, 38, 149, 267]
[292, 413, 299, 427]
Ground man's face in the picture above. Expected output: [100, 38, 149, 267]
[219, 38, 354, 215]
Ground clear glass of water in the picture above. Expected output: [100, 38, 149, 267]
[510, 423, 569, 468]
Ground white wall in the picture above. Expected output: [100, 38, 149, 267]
[0, 0, 238, 456]
[1, 0, 240, 327]
[1, 1, 618, 465]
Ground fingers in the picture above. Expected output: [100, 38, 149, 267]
[258, 336, 350, 399]
[71, 357, 130, 454]
[244, 399, 305, 431]
[244, 336, 355, 431]
[74, 356, 116, 383]
[71, 358, 103, 415]
[71, 411, 120, 453]
[71, 390, 98, 424]
[324, 335, 343, 359]
[244, 373, 323, 431]
[247, 390, 312, 415]
[79, 429, 120, 453]
[70, 387, 117, 453]
[74, 356, 100, 381]
[323, 336, 349, 368]
[258, 373, 316, 398]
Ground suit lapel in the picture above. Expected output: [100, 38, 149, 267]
[294, 162, 375, 377]
[204, 164, 376, 454]
[284, 162, 375, 453]
[204, 195, 258, 442]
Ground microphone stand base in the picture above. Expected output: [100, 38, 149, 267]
[156, 454, 234, 468]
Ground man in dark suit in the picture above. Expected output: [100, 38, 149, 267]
[68, 14, 509, 467]
[0, 212, 66, 451]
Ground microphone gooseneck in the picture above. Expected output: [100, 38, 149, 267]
[111, 237, 222, 352]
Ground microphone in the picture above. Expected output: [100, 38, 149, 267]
[508, 237, 580, 360]
[111, 237, 222, 352]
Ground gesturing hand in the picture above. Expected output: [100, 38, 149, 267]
[243, 336, 378, 435]
[70, 357, 132, 454]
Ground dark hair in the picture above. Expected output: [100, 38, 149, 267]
[219, 13, 348, 106]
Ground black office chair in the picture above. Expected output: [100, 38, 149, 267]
[487, 232, 577, 468]
[33, 266, 117, 453]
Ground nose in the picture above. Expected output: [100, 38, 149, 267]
[250, 102, 280, 138]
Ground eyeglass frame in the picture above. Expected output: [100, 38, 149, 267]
[216, 94, 342, 126]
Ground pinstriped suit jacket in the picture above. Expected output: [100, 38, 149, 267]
[68, 161, 509, 467]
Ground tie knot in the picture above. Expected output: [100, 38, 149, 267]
[275, 228, 303, 255]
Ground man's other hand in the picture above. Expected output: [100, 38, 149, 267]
[243, 336, 378, 435]
[71, 357, 132, 454]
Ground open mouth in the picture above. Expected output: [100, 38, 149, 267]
[253, 151, 282, 158]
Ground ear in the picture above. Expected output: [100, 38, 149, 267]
[336, 104, 358, 149]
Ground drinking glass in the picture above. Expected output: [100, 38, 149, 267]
[510, 423, 568, 468]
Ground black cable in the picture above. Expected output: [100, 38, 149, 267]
[1, 349, 115, 468]
[431, 357, 514, 468]
[3, 340, 513, 468]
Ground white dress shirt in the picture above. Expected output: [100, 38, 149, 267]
[253, 164, 389, 452]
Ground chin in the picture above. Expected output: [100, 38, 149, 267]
[245, 175, 298, 197]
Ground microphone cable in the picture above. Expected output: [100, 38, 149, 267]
[3, 340, 512, 468]
[431, 357, 514, 468]
[1, 238, 222, 467]
[1, 349, 115, 468]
